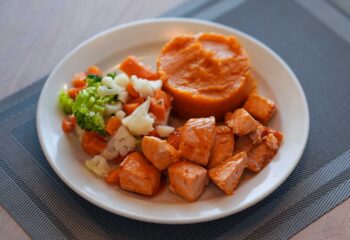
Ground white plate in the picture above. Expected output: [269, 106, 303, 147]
[37, 18, 309, 224]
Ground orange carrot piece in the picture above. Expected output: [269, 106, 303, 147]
[72, 79, 86, 88]
[154, 89, 172, 108]
[61, 115, 76, 133]
[148, 129, 159, 137]
[126, 83, 140, 98]
[150, 98, 166, 121]
[85, 138, 107, 155]
[67, 88, 80, 100]
[69, 115, 77, 126]
[128, 97, 145, 105]
[81, 131, 106, 155]
[72, 72, 86, 88]
[105, 169, 120, 184]
[86, 66, 102, 76]
[119, 56, 158, 80]
[105, 116, 121, 135]
[123, 102, 140, 115]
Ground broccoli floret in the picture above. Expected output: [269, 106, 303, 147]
[72, 85, 114, 135]
[58, 90, 74, 114]
[86, 75, 102, 86]
[107, 72, 116, 79]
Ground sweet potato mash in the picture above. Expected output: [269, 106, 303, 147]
[158, 33, 256, 119]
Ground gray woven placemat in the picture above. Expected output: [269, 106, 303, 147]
[1, 0, 350, 239]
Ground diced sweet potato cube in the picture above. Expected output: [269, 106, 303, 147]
[247, 133, 281, 172]
[208, 126, 234, 169]
[166, 127, 183, 149]
[179, 117, 216, 166]
[118, 152, 161, 196]
[225, 108, 257, 136]
[142, 136, 180, 170]
[168, 161, 208, 202]
[209, 152, 248, 195]
[243, 94, 276, 123]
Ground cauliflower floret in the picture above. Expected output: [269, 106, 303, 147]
[117, 90, 128, 103]
[104, 102, 122, 117]
[75, 125, 84, 142]
[114, 73, 129, 87]
[115, 110, 126, 120]
[122, 98, 154, 135]
[156, 125, 175, 137]
[102, 125, 136, 160]
[131, 75, 162, 98]
[97, 76, 129, 103]
[85, 155, 111, 177]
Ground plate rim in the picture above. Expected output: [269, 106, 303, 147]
[36, 17, 310, 224]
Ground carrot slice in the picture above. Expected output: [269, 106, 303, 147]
[69, 115, 77, 126]
[72, 79, 86, 88]
[123, 102, 140, 115]
[105, 116, 121, 135]
[126, 83, 140, 98]
[148, 129, 159, 137]
[67, 88, 80, 100]
[86, 66, 102, 76]
[81, 131, 106, 155]
[119, 56, 158, 80]
[85, 138, 107, 155]
[105, 169, 120, 184]
[154, 89, 172, 108]
[72, 72, 86, 88]
[150, 98, 166, 121]
[61, 115, 76, 133]
[128, 97, 144, 105]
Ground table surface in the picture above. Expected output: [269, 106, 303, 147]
[1, 1, 350, 239]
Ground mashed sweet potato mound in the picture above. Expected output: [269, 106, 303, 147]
[158, 33, 256, 119]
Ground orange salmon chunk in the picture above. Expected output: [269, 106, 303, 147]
[208, 126, 234, 169]
[209, 152, 248, 195]
[118, 152, 161, 196]
[243, 94, 276, 123]
[247, 131, 282, 172]
[179, 117, 216, 166]
[142, 136, 180, 171]
[168, 161, 208, 202]
[225, 108, 257, 136]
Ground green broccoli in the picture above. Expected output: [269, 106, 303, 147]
[58, 90, 74, 114]
[86, 74, 102, 87]
[107, 72, 116, 79]
[72, 85, 114, 135]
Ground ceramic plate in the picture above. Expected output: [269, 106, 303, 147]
[37, 18, 309, 224]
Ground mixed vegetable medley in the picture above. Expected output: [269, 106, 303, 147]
[58, 33, 283, 202]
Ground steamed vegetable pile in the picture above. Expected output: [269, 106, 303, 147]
[58, 34, 283, 202]
[58, 58, 174, 177]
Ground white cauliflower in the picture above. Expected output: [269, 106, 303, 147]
[155, 125, 175, 137]
[104, 102, 122, 117]
[97, 76, 129, 103]
[75, 125, 84, 142]
[115, 110, 126, 120]
[130, 75, 162, 98]
[122, 98, 154, 135]
[85, 155, 111, 177]
[102, 125, 136, 160]
[114, 73, 129, 87]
